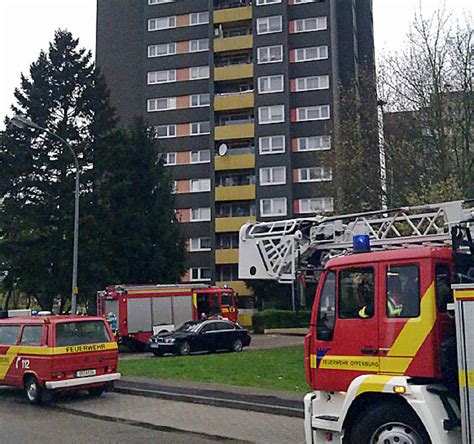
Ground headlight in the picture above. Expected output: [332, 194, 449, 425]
[165, 338, 175, 343]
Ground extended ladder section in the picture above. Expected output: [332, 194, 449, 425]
[239, 200, 474, 283]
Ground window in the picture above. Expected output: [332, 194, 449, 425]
[190, 39, 209, 52]
[293, 0, 317, 3]
[260, 198, 287, 217]
[257, 45, 283, 64]
[190, 121, 210, 135]
[147, 97, 176, 112]
[294, 46, 328, 62]
[155, 125, 176, 139]
[298, 167, 332, 182]
[296, 105, 330, 121]
[260, 166, 286, 185]
[148, 16, 176, 31]
[257, 16, 282, 35]
[190, 12, 209, 26]
[317, 271, 336, 341]
[295, 75, 329, 92]
[56, 321, 112, 346]
[20, 326, 43, 346]
[216, 202, 256, 218]
[0, 325, 20, 345]
[297, 136, 331, 151]
[190, 66, 210, 80]
[216, 233, 239, 249]
[435, 263, 453, 312]
[190, 237, 211, 252]
[216, 265, 238, 281]
[259, 135, 285, 154]
[259, 105, 285, 124]
[191, 207, 211, 222]
[191, 179, 211, 193]
[191, 150, 211, 164]
[163, 152, 176, 165]
[339, 268, 375, 319]
[258, 75, 284, 94]
[216, 171, 256, 187]
[299, 198, 334, 214]
[171, 181, 177, 193]
[149, 0, 175, 4]
[256, 0, 281, 5]
[386, 265, 420, 318]
[147, 69, 176, 84]
[190, 267, 211, 281]
[294, 17, 327, 33]
[148, 43, 176, 58]
[190, 93, 210, 108]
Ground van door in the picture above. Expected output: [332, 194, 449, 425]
[0, 324, 21, 386]
[312, 266, 379, 392]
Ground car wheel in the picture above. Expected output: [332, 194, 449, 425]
[178, 340, 191, 356]
[24, 376, 42, 405]
[349, 403, 430, 444]
[152, 349, 164, 357]
[88, 386, 106, 397]
[231, 339, 243, 353]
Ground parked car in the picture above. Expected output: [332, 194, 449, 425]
[148, 320, 251, 356]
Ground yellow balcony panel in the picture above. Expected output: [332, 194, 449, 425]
[214, 63, 253, 81]
[214, 35, 253, 53]
[215, 249, 239, 264]
[215, 185, 256, 201]
[217, 280, 252, 296]
[213, 6, 252, 24]
[214, 93, 254, 111]
[214, 153, 255, 171]
[216, 216, 256, 233]
[214, 124, 255, 141]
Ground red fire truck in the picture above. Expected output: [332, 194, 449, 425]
[97, 284, 238, 350]
[0, 313, 120, 404]
[240, 200, 474, 443]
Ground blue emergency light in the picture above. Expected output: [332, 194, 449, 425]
[353, 235, 371, 253]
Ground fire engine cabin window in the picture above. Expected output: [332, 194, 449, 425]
[210, 294, 220, 316]
[20, 325, 43, 346]
[339, 268, 375, 319]
[316, 271, 336, 341]
[221, 293, 233, 306]
[435, 263, 453, 312]
[0, 325, 21, 345]
[56, 321, 112, 346]
[386, 265, 420, 318]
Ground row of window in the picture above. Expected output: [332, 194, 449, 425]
[259, 104, 331, 124]
[163, 150, 211, 166]
[155, 121, 210, 138]
[148, 66, 209, 85]
[147, 93, 210, 112]
[148, 12, 209, 32]
[149, 0, 320, 5]
[148, 39, 209, 58]
[258, 74, 329, 94]
[257, 15, 327, 35]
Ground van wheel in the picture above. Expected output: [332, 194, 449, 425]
[231, 339, 243, 353]
[178, 341, 191, 356]
[88, 386, 106, 397]
[349, 403, 430, 444]
[24, 376, 42, 405]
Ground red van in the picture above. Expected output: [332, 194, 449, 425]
[0, 314, 120, 404]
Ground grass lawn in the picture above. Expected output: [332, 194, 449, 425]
[119, 346, 307, 393]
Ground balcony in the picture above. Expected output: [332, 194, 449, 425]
[214, 6, 252, 24]
[215, 123, 255, 141]
[215, 249, 239, 264]
[215, 153, 255, 170]
[214, 35, 253, 53]
[215, 92, 254, 111]
[214, 63, 253, 81]
[215, 216, 256, 233]
[215, 184, 256, 201]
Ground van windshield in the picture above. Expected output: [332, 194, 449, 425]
[56, 321, 112, 346]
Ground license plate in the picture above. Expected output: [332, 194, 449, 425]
[76, 369, 97, 378]
[150, 343, 159, 349]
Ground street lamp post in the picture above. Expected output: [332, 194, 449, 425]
[10, 115, 81, 315]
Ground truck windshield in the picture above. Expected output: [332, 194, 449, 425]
[56, 321, 112, 346]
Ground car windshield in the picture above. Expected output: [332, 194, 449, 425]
[176, 321, 200, 333]
[56, 321, 112, 346]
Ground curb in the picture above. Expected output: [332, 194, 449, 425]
[113, 384, 304, 419]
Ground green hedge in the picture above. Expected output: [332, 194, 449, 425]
[252, 309, 311, 334]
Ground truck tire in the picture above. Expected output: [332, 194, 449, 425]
[349, 403, 430, 444]
[177, 340, 191, 356]
[88, 386, 106, 397]
[24, 375, 42, 405]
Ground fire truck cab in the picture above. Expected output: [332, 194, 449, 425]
[0, 314, 120, 404]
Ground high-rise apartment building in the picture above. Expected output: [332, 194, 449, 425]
[96, 0, 376, 307]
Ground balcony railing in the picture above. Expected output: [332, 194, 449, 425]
[214, 0, 252, 10]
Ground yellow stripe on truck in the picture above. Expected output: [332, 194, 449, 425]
[459, 370, 474, 388]
[356, 375, 393, 396]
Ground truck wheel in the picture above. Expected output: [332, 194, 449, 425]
[24, 376, 42, 405]
[349, 403, 430, 444]
[88, 386, 106, 397]
[178, 340, 191, 356]
[230, 339, 243, 353]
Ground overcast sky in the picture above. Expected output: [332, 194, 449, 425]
[0, 0, 472, 129]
